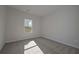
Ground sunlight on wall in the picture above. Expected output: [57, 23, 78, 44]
[24, 41, 44, 54]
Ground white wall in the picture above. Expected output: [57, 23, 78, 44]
[5, 7, 41, 43]
[4, 6, 79, 49]
[41, 6, 79, 48]
[0, 6, 7, 50]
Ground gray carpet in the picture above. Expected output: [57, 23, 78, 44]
[0, 37, 79, 54]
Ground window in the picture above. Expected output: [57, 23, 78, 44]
[24, 19, 32, 32]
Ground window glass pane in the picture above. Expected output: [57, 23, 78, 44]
[24, 19, 32, 32]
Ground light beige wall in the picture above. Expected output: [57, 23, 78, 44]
[6, 7, 41, 43]
[0, 6, 7, 50]
[41, 6, 79, 48]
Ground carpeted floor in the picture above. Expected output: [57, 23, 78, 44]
[0, 37, 79, 54]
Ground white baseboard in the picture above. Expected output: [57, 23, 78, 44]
[5, 33, 79, 49]
[41, 34, 79, 49]
[5, 33, 41, 43]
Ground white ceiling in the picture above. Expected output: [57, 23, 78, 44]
[8, 5, 61, 17]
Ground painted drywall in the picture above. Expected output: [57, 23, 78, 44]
[41, 6, 79, 48]
[0, 6, 7, 50]
[6, 7, 41, 43]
